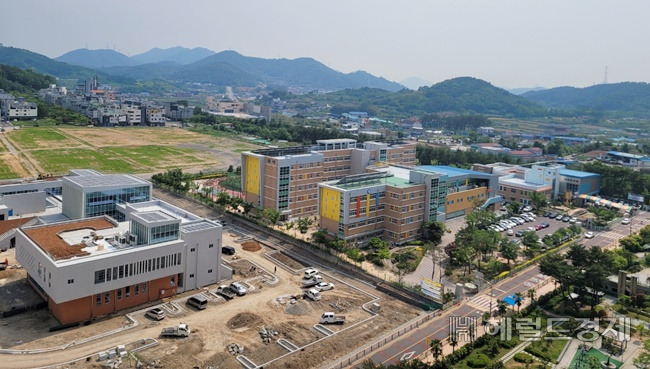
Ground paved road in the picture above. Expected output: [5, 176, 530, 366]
[352, 210, 649, 367]
[360, 266, 546, 366]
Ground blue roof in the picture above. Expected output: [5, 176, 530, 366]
[417, 165, 487, 179]
[559, 169, 599, 178]
[607, 151, 650, 161]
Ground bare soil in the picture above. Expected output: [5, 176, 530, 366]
[269, 251, 309, 270]
[227, 312, 264, 330]
[241, 240, 261, 252]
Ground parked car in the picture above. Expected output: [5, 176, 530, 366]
[548, 212, 558, 218]
[222, 246, 236, 255]
[229, 282, 247, 296]
[506, 229, 514, 236]
[523, 206, 532, 212]
[543, 212, 551, 217]
[303, 268, 319, 279]
[584, 232, 595, 239]
[555, 214, 564, 220]
[146, 308, 166, 321]
[314, 282, 335, 291]
[161, 323, 190, 337]
[515, 230, 524, 237]
[562, 216, 571, 222]
[541, 222, 550, 228]
[527, 226, 536, 231]
[569, 217, 577, 224]
[534, 225, 543, 231]
[622, 218, 631, 225]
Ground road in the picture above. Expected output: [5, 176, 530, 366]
[350, 210, 649, 368]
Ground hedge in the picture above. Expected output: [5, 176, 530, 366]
[513, 352, 534, 363]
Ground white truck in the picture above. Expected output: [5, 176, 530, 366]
[301, 275, 323, 288]
[304, 288, 321, 301]
[320, 312, 346, 325]
[160, 323, 191, 337]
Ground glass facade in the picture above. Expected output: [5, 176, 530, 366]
[278, 166, 290, 210]
[130, 220, 149, 245]
[150, 223, 180, 244]
[84, 186, 150, 220]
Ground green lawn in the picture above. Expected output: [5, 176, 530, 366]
[30, 148, 135, 174]
[103, 145, 209, 168]
[9, 127, 68, 149]
[525, 337, 569, 363]
[219, 173, 241, 191]
[568, 347, 622, 369]
[0, 161, 20, 180]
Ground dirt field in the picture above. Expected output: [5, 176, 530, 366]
[2, 126, 261, 178]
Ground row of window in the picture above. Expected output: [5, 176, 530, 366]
[94, 253, 182, 284]
[348, 192, 386, 204]
[346, 216, 385, 229]
[447, 193, 486, 205]
[387, 230, 415, 240]
[347, 204, 385, 216]
[293, 206, 318, 215]
[323, 156, 351, 162]
[95, 283, 148, 306]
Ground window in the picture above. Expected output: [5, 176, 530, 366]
[125, 286, 131, 298]
[96, 295, 101, 306]
[189, 274, 195, 278]
[113, 267, 118, 280]
[142, 283, 147, 293]
[67, 279, 74, 284]
[117, 289, 122, 300]
[119, 265, 124, 279]
[94, 270, 105, 284]
[190, 247, 195, 252]
[208, 269, 213, 273]
[135, 284, 139, 296]
[171, 275, 176, 286]
[209, 243, 214, 248]
[104, 292, 110, 303]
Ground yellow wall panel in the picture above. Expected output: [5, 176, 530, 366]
[245, 155, 260, 195]
[320, 187, 340, 222]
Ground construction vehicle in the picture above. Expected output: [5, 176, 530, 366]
[160, 323, 191, 337]
[320, 312, 346, 325]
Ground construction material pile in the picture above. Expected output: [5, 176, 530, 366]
[227, 343, 244, 355]
[259, 326, 278, 344]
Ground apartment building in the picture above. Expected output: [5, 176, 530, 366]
[143, 107, 165, 126]
[16, 199, 223, 325]
[318, 165, 500, 245]
[241, 139, 417, 220]
[206, 97, 243, 113]
[0, 90, 38, 120]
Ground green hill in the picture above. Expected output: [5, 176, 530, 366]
[320, 77, 548, 118]
[523, 82, 650, 116]
[55, 48, 139, 68]
[0, 64, 56, 93]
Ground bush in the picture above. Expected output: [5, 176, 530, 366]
[466, 353, 491, 368]
[514, 353, 533, 364]
[499, 339, 518, 349]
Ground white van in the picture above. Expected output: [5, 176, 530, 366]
[305, 288, 321, 301]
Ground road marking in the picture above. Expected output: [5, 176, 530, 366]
[400, 351, 416, 361]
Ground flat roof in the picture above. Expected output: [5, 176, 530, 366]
[181, 220, 219, 233]
[417, 165, 489, 179]
[23, 217, 116, 260]
[607, 151, 650, 161]
[64, 174, 150, 189]
[316, 138, 357, 144]
[559, 169, 599, 179]
[131, 210, 176, 224]
[499, 177, 552, 190]
[124, 200, 202, 223]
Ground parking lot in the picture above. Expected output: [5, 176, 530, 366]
[494, 211, 582, 243]
[0, 219, 420, 369]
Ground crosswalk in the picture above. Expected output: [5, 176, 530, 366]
[468, 273, 551, 312]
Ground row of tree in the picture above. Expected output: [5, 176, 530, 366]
[415, 144, 522, 167]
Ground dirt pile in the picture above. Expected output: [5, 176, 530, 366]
[285, 300, 311, 316]
[241, 240, 261, 252]
[226, 312, 263, 330]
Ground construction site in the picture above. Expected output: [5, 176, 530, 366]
[0, 217, 422, 369]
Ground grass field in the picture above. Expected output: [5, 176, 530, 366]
[4, 126, 262, 178]
[0, 160, 20, 180]
[8, 128, 70, 150]
[30, 148, 136, 174]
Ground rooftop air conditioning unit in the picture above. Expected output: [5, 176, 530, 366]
[128, 234, 138, 245]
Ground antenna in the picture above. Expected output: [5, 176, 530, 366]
[603, 66, 608, 84]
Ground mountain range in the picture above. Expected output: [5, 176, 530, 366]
[49, 46, 404, 91]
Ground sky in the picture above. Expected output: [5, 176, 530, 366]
[1, 0, 649, 89]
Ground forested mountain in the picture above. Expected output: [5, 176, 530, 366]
[55, 49, 139, 68]
[522, 82, 650, 116]
[0, 64, 56, 93]
[131, 47, 216, 65]
[321, 77, 549, 118]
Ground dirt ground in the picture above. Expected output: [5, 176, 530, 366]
[241, 240, 261, 252]
[269, 251, 309, 270]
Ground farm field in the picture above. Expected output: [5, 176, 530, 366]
[1, 126, 261, 179]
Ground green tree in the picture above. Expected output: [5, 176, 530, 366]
[241, 202, 253, 214]
[263, 208, 281, 225]
[528, 191, 548, 213]
[499, 239, 518, 266]
[297, 217, 310, 234]
[521, 231, 539, 249]
[346, 248, 365, 266]
[227, 165, 234, 173]
[527, 288, 536, 304]
[497, 299, 507, 316]
[312, 229, 327, 244]
[216, 192, 231, 205]
[514, 292, 524, 313]
[429, 338, 443, 362]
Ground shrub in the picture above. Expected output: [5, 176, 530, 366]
[467, 353, 491, 368]
[499, 339, 518, 349]
[514, 352, 533, 364]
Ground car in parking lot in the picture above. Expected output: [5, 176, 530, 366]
[506, 229, 514, 236]
[621, 218, 631, 225]
[543, 212, 551, 217]
[515, 230, 524, 237]
[229, 282, 247, 296]
[555, 214, 564, 220]
[562, 216, 571, 222]
[523, 206, 532, 212]
[584, 232, 594, 239]
[540, 222, 550, 228]
[222, 246, 236, 255]
[534, 225, 543, 231]
[314, 282, 335, 291]
[146, 308, 166, 320]
[569, 217, 577, 224]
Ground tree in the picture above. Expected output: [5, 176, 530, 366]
[514, 292, 524, 313]
[507, 202, 522, 215]
[346, 248, 365, 267]
[263, 208, 281, 225]
[216, 192, 231, 205]
[500, 239, 518, 266]
[449, 331, 458, 353]
[297, 217, 310, 235]
[393, 251, 417, 283]
[422, 220, 446, 279]
[497, 299, 507, 316]
[312, 229, 327, 245]
[528, 191, 548, 213]
[241, 202, 253, 214]
[521, 231, 539, 249]
[527, 288, 536, 305]
[429, 339, 443, 362]
[227, 165, 234, 173]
